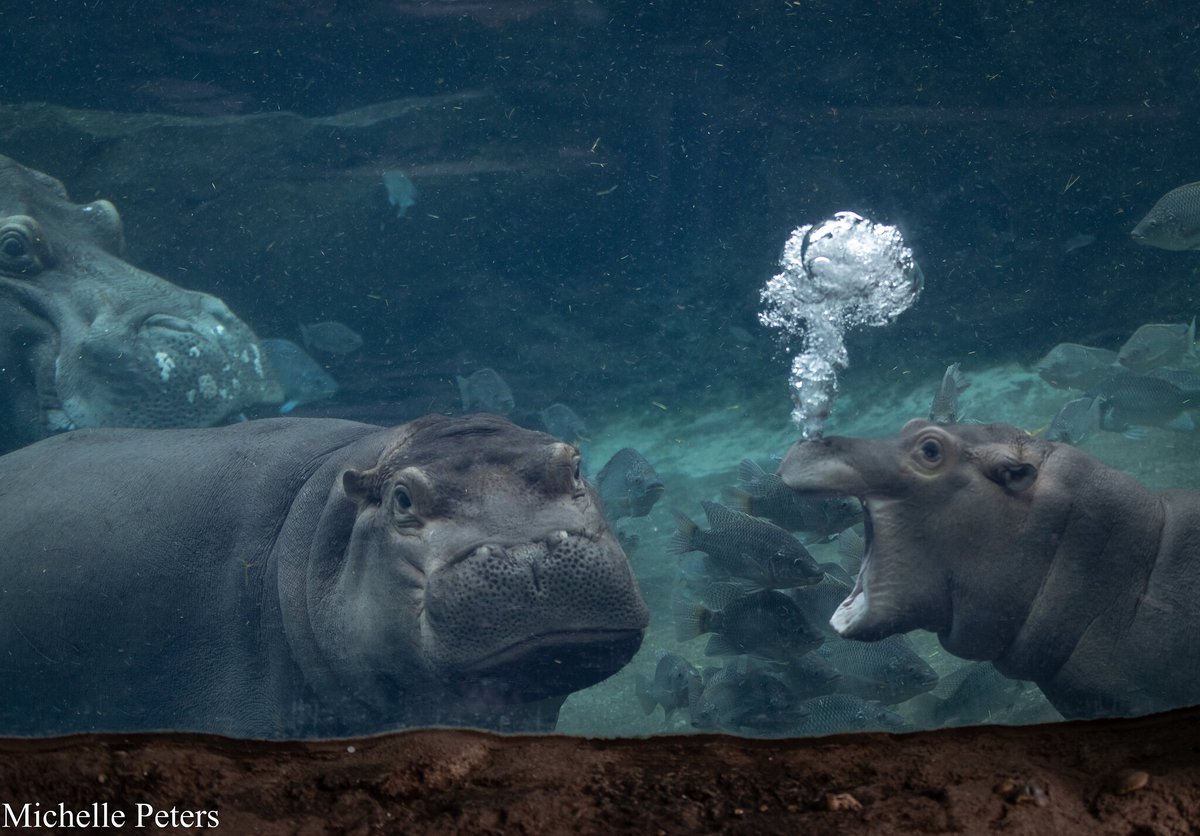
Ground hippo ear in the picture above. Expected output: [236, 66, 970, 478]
[982, 453, 1038, 493]
[341, 468, 373, 503]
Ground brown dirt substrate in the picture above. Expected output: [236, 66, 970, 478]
[1, 710, 1198, 835]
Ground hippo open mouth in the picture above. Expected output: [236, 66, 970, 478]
[829, 502, 874, 636]
[778, 428, 954, 642]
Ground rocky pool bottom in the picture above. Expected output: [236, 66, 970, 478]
[0, 708, 1197, 834]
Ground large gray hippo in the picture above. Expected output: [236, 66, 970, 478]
[0, 413, 648, 737]
[0, 154, 281, 454]
[779, 419, 1200, 720]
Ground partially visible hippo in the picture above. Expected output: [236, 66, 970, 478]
[779, 419, 1200, 720]
[0, 154, 281, 454]
[0, 413, 648, 736]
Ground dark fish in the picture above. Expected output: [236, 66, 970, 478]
[539, 403, 589, 444]
[260, 338, 338, 414]
[670, 501, 823, 590]
[728, 459, 862, 540]
[688, 658, 807, 734]
[793, 694, 910, 736]
[595, 448, 664, 520]
[673, 584, 824, 662]
[635, 650, 701, 719]
[786, 574, 855, 637]
[1117, 320, 1195, 374]
[928, 662, 1030, 727]
[1045, 396, 1101, 444]
[817, 634, 939, 705]
[1033, 343, 1119, 391]
[1131, 182, 1200, 250]
[299, 320, 363, 355]
[928, 362, 968, 424]
[456, 368, 515, 415]
[1094, 373, 1196, 435]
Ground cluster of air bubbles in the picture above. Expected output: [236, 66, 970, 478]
[759, 211, 923, 438]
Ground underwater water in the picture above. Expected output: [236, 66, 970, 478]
[1, 1, 1199, 740]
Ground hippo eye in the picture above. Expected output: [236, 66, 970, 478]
[0, 217, 48, 276]
[1, 232, 25, 258]
[0, 228, 36, 274]
[571, 456, 587, 498]
[393, 485, 413, 511]
[918, 437, 943, 464]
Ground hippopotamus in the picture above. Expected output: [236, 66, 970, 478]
[0, 413, 648, 737]
[779, 419, 1200, 720]
[0, 154, 281, 455]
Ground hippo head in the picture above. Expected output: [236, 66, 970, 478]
[779, 419, 1057, 660]
[297, 414, 649, 727]
[0, 155, 281, 450]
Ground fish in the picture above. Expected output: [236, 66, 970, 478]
[539, 403, 589, 444]
[817, 634, 939, 705]
[1033, 343, 1119, 390]
[1044, 396, 1101, 445]
[612, 518, 641, 557]
[1117, 319, 1195, 374]
[792, 694, 910, 736]
[1131, 181, 1200, 250]
[776, 652, 843, 700]
[786, 574, 855, 637]
[835, 525, 865, 577]
[728, 459, 863, 540]
[259, 338, 338, 414]
[595, 448, 664, 520]
[382, 169, 418, 218]
[635, 650, 701, 719]
[1093, 373, 1196, 435]
[926, 662, 1031, 727]
[1148, 366, 1200, 395]
[456, 368, 515, 415]
[670, 501, 823, 591]
[1062, 232, 1097, 253]
[299, 320, 364, 356]
[928, 362, 968, 424]
[673, 584, 824, 662]
[688, 658, 807, 734]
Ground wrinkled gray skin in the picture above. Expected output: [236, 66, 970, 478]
[0, 154, 281, 454]
[0, 413, 648, 737]
[779, 419, 1200, 720]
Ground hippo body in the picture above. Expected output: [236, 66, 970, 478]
[0, 155, 281, 455]
[779, 419, 1200, 720]
[0, 414, 647, 737]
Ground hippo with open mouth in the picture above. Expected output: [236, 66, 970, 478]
[0, 154, 282, 454]
[0, 413, 648, 736]
[779, 419, 1200, 720]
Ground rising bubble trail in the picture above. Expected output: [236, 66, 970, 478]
[759, 211, 923, 438]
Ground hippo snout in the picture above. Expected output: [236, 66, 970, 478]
[422, 527, 648, 694]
